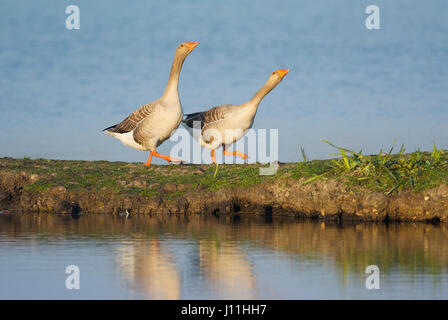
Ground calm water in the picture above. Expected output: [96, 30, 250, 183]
[0, 213, 447, 299]
[1, 0, 448, 163]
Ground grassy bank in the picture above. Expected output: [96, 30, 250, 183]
[1, 143, 448, 222]
[2, 143, 448, 198]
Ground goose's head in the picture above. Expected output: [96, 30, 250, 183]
[267, 69, 289, 86]
[176, 42, 199, 57]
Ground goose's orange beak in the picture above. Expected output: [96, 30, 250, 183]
[277, 69, 290, 78]
[185, 42, 199, 50]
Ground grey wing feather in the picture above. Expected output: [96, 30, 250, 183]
[104, 102, 156, 134]
[203, 104, 234, 125]
[183, 104, 235, 129]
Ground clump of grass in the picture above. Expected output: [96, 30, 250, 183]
[299, 145, 308, 163]
[289, 145, 333, 181]
[300, 140, 448, 193]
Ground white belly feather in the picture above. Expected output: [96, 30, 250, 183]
[104, 130, 147, 151]
[199, 113, 253, 150]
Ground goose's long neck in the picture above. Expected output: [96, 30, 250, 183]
[245, 80, 276, 114]
[162, 53, 185, 101]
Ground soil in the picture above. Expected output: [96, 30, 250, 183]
[1, 158, 447, 222]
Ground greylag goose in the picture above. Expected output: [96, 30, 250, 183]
[183, 69, 289, 163]
[103, 42, 199, 166]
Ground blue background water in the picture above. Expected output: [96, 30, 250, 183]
[1, 0, 447, 163]
[1, 214, 447, 299]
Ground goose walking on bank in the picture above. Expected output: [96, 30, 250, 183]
[183, 69, 289, 164]
[103, 42, 199, 166]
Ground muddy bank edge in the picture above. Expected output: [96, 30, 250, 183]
[1, 170, 447, 222]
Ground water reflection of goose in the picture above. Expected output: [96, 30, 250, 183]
[116, 239, 180, 299]
[199, 240, 257, 299]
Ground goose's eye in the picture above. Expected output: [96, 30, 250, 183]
[180, 44, 184, 47]
[272, 72, 275, 75]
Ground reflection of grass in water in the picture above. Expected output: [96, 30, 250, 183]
[1, 214, 447, 280]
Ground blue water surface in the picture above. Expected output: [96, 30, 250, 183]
[1, 0, 447, 163]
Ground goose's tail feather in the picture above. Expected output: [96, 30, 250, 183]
[182, 112, 205, 142]
[103, 124, 118, 132]
[182, 112, 205, 129]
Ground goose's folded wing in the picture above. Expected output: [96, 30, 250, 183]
[104, 102, 156, 134]
[183, 104, 234, 129]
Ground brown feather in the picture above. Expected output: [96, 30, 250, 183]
[202, 104, 234, 125]
[107, 102, 156, 134]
